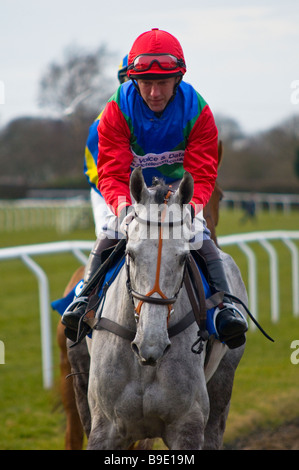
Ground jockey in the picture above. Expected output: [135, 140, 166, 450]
[62, 29, 247, 348]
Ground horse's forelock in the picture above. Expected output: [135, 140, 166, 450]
[153, 184, 171, 205]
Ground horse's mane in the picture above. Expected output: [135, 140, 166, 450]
[151, 177, 171, 205]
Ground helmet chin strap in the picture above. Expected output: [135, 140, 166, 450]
[130, 77, 141, 95]
[167, 75, 183, 105]
[130, 75, 183, 117]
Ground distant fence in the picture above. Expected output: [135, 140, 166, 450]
[1, 192, 299, 234]
[223, 191, 299, 212]
[0, 198, 93, 233]
[0, 231, 299, 389]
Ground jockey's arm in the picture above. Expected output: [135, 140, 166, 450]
[97, 101, 133, 216]
[183, 105, 218, 214]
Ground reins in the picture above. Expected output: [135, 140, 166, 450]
[184, 254, 209, 353]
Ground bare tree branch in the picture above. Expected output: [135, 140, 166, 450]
[38, 44, 117, 116]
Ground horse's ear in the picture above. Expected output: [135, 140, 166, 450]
[130, 167, 150, 204]
[175, 171, 194, 206]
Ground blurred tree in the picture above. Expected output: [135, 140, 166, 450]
[0, 117, 90, 186]
[215, 114, 245, 142]
[38, 44, 117, 118]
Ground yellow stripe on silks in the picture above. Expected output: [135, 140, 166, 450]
[95, 110, 104, 121]
[85, 146, 99, 186]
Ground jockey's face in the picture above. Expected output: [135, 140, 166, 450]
[137, 77, 178, 113]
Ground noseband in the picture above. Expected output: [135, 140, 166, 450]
[126, 191, 186, 324]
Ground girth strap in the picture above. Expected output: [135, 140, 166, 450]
[94, 309, 196, 341]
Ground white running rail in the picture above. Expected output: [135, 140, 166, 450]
[0, 232, 299, 389]
[219, 231, 299, 326]
[0, 241, 93, 389]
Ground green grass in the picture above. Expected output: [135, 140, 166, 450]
[0, 225, 96, 450]
[0, 208, 299, 449]
[217, 207, 299, 443]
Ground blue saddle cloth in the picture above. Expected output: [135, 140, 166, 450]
[51, 258, 216, 336]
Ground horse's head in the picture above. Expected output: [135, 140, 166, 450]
[125, 167, 194, 366]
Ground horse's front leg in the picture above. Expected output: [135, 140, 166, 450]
[163, 407, 209, 450]
[87, 414, 131, 450]
[57, 321, 84, 450]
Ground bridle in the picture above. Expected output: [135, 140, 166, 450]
[125, 191, 186, 325]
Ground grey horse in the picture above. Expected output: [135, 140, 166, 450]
[74, 168, 247, 450]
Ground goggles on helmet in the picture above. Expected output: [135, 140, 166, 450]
[128, 53, 186, 73]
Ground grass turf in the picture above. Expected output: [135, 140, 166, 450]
[0, 207, 298, 449]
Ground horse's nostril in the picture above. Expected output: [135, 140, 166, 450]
[141, 357, 157, 367]
[131, 340, 171, 366]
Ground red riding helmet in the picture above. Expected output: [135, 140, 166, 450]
[127, 28, 187, 79]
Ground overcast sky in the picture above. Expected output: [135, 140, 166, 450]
[1, 0, 298, 134]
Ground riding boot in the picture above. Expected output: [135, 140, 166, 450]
[62, 237, 118, 342]
[196, 239, 248, 349]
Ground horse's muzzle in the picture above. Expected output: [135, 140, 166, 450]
[131, 340, 171, 366]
